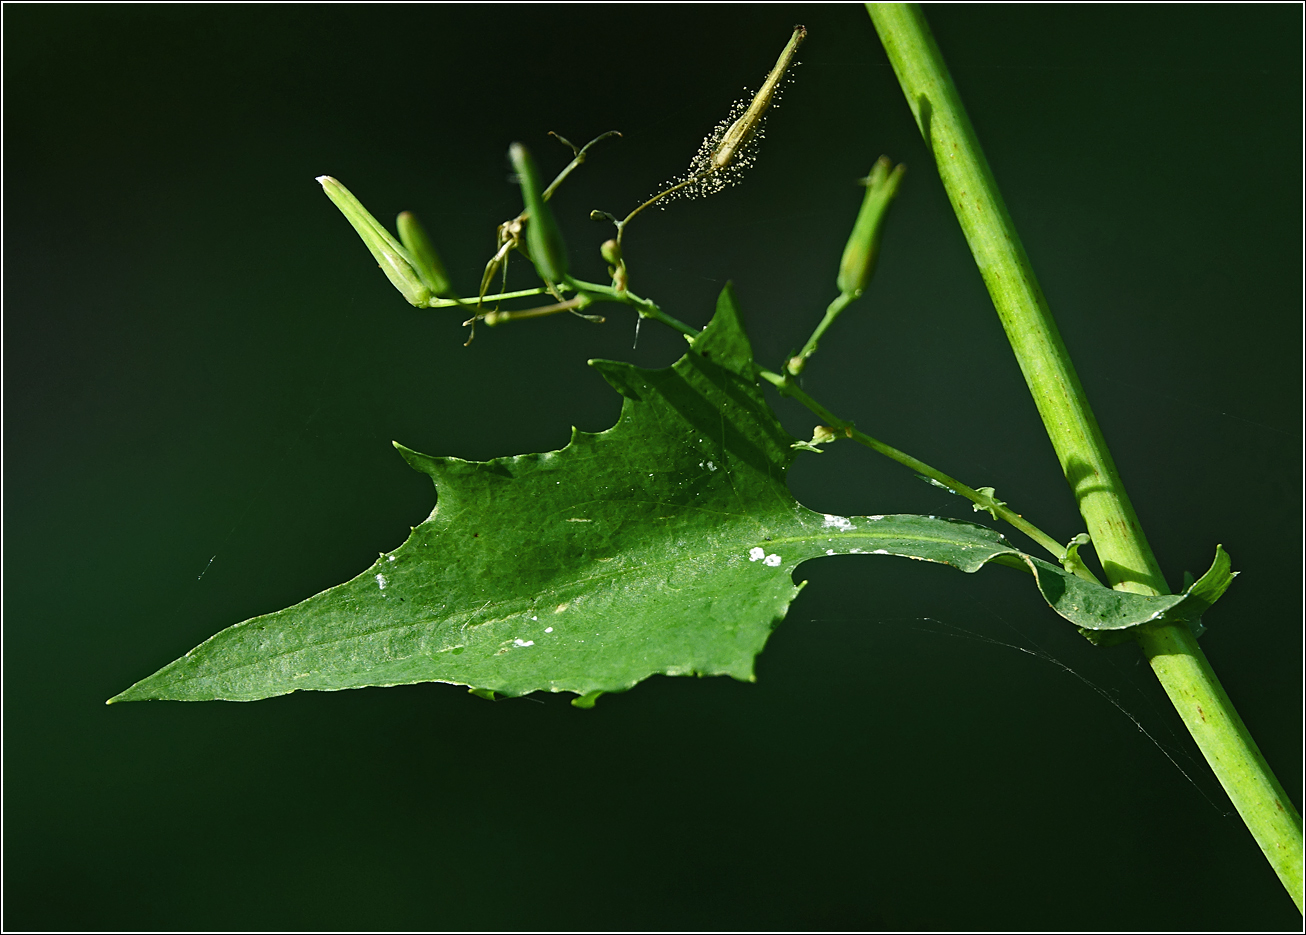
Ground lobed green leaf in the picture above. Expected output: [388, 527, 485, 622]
[111, 287, 1231, 705]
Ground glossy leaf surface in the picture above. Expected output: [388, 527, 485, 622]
[111, 287, 1230, 705]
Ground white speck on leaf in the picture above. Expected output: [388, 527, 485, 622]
[513, 639, 534, 648]
[872, 549, 889, 555]
[545, 626, 553, 633]
[749, 547, 766, 562]
[826, 549, 835, 555]
[706, 461, 717, 471]
[763, 553, 781, 567]
[555, 603, 568, 613]
[823, 514, 855, 531]
[375, 574, 387, 590]
[387, 555, 395, 562]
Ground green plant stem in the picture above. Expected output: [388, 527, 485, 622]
[613, 175, 709, 254]
[567, 276, 1079, 571]
[429, 285, 565, 308]
[542, 131, 622, 200]
[787, 291, 857, 375]
[565, 277, 699, 339]
[483, 294, 591, 325]
[867, 1, 1302, 908]
[759, 371, 1087, 576]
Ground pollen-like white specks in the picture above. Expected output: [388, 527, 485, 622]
[823, 514, 855, 531]
[545, 626, 554, 633]
[748, 547, 766, 562]
[513, 639, 535, 648]
[763, 553, 782, 567]
[872, 549, 889, 555]
[707, 461, 716, 471]
[531, 615, 538, 621]
[826, 549, 835, 555]
[868, 515, 885, 521]
[375, 574, 387, 590]
[387, 555, 396, 562]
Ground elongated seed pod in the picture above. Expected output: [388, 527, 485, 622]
[509, 142, 569, 284]
[317, 176, 432, 307]
[711, 24, 806, 170]
[836, 156, 906, 296]
[396, 211, 454, 297]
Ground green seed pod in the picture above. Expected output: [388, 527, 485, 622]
[509, 142, 569, 284]
[317, 176, 432, 307]
[836, 156, 906, 297]
[396, 211, 454, 297]
[599, 239, 622, 266]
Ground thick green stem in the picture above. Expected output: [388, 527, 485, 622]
[867, 2, 1302, 908]
[1136, 623, 1303, 906]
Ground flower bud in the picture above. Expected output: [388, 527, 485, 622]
[317, 176, 431, 307]
[599, 239, 622, 266]
[396, 211, 454, 297]
[836, 156, 905, 297]
[509, 143, 569, 284]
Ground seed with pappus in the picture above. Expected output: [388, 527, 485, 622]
[711, 25, 806, 170]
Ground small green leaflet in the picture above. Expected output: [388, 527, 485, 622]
[111, 286, 1233, 706]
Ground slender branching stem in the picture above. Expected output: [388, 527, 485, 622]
[565, 277, 700, 339]
[543, 130, 622, 201]
[759, 371, 1088, 575]
[867, 2, 1302, 908]
[564, 276, 1080, 570]
[430, 285, 567, 308]
[614, 174, 712, 253]
[483, 295, 593, 326]
[788, 291, 858, 375]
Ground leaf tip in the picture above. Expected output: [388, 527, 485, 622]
[393, 440, 444, 480]
[106, 682, 148, 705]
[571, 690, 604, 709]
[589, 358, 644, 401]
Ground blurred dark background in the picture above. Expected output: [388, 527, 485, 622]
[5, 4, 1301, 930]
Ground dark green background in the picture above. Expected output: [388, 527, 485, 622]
[5, 4, 1301, 930]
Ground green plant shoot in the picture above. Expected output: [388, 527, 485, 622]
[113, 19, 1300, 915]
